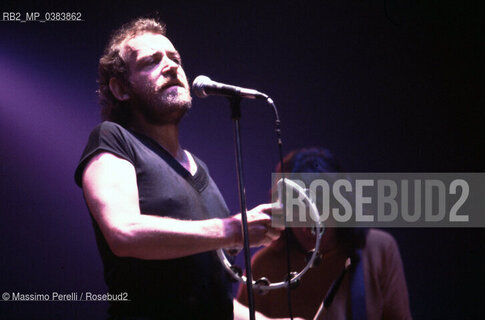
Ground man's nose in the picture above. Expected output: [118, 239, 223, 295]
[161, 56, 179, 74]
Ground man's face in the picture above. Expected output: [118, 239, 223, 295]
[120, 32, 192, 125]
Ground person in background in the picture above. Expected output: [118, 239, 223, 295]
[237, 147, 412, 320]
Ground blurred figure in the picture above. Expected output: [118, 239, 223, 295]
[237, 147, 412, 319]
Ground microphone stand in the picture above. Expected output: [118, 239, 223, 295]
[229, 96, 256, 320]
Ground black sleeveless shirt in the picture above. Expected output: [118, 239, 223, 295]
[75, 121, 233, 319]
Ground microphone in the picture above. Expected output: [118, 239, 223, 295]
[192, 75, 268, 100]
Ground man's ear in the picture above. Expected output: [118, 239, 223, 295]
[109, 77, 130, 101]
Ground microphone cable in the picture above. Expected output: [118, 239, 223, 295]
[265, 97, 294, 320]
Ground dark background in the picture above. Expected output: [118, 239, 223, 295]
[0, 0, 483, 319]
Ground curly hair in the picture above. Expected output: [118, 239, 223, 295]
[97, 17, 166, 126]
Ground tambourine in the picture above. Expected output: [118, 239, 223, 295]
[217, 177, 324, 294]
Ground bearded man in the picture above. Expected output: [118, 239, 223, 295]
[75, 17, 282, 320]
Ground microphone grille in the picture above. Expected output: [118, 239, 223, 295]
[192, 75, 212, 98]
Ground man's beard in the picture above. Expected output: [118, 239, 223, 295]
[128, 83, 192, 125]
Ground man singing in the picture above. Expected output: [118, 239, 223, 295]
[74, 17, 282, 319]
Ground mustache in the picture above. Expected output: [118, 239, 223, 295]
[160, 78, 186, 91]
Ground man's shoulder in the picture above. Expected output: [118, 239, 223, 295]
[91, 120, 128, 136]
[86, 121, 138, 147]
[75, 121, 136, 187]
[366, 229, 396, 244]
[364, 229, 400, 261]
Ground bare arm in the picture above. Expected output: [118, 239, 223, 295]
[82, 152, 281, 260]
